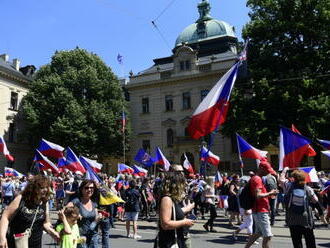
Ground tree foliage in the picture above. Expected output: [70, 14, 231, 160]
[22, 48, 129, 158]
[223, 0, 330, 147]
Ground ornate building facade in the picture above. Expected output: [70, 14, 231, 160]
[126, 0, 244, 174]
[0, 53, 35, 172]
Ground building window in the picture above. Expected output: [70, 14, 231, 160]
[182, 92, 191, 109]
[184, 127, 190, 137]
[165, 95, 173, 111]
[142, 140, 150, 152]
[142, 97, 149, 113]
[10, 92, 18, 110]
[167, 129, 174, 147]
[201, 89, 209, 101]
[179, 60, 191, 71]
[8, 123, 15, 143]
[185, 60, 191, 70]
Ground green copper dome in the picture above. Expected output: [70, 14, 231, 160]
[175, 0, 236, 47]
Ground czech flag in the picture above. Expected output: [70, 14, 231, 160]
[298, 167, 319, 183]
[321, 150, 330, 159]
[4, 167, 24, 177]
[38, 138, 64, 158]
[291, 125, 316, 156]
[132, 164, 148, 177]
[187, 63, 239, 139]
[200, 147, 220, 166]
[79, 156, 102, 173]
[80, 157, 102, 183]
[183, 153, 194, 174]
[122, 111, 126, 133]
[217, 195, 228, 209]
[154, 147, 171, 171]
[118, 163, 134, 174]
[236, 133, 268, 160]
[34, 149, 59, 174]
[279, 127, 315, 170]
[214, 171, 223, 187]
[318, 139, 330, 150]
[0, 136, 14, 161]
[58, 147, 86, 174]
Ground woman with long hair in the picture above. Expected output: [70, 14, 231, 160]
[156, 172, 195, 248]
[68, 179, 102, 248]
[0, 175, 59, 248]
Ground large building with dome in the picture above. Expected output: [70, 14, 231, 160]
[125, 0, 244, 173]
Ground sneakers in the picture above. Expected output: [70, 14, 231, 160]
[203, 224, 209, 232]
[209, 228, 217, 233]
[134, 234, 142, 239]
[127, 233, 134, 238]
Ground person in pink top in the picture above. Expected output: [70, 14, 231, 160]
[245, 161, 278, 248]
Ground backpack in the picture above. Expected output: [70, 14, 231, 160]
[265, 175, 277, 192]
[124, 189, 138, 211]
[285, 184, 307, 215]
[239, 182, 254, 210]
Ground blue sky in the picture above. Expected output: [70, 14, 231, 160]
[1, 0, 249, 78]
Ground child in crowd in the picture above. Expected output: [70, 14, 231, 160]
[56, 206, 85, 248]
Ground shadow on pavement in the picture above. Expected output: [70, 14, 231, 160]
[206, 235, 246, 245]
[318, 243, 330, 247]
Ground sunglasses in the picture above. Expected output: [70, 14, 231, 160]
[84, 187, 94, 190]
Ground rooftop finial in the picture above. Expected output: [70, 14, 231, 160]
[196, 0, 212, 23]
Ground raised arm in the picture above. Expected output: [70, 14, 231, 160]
[0, 194, 22, 248]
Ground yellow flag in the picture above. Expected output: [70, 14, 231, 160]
[99, 192, 125, 205]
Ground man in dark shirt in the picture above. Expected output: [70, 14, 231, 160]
[124, 180, 141, 239]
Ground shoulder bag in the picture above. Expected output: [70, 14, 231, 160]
[13, 205, 40, 248]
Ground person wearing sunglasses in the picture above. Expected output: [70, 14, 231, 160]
[67, 180, 102, 248]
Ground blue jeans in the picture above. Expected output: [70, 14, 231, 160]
[100, 217, 111, 248]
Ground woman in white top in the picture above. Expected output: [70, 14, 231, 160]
[202, 184, 217, 232]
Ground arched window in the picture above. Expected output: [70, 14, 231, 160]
[167, 129, 174, 147]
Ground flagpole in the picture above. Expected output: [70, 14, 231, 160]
[236, 134, 244, 177]
[123, 128, 125, 164]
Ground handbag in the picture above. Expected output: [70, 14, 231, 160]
[13, 205, 40, 248]
[154, 200, 179, 248]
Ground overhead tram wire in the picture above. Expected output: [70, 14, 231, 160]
[151, 0, 179, 51]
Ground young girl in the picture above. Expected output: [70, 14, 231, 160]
[56, 206, 85, 248]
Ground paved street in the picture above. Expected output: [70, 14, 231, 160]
[43, 210, 330, 247]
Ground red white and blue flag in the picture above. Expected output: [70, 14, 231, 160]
[236, 133, 268, 168]
[0, 136, 14, 161]
[122, 111, 126, 133]
[279, 127, 315, 170]
[4, 167, 24, 177]
[187, 63, 239, 139]
[58, 147, 86, 174]
[183, 153, 194, 174]
[298, 167, 319, 183]
[321, 151, 330, 159]
[132, 165, 148, 177]
[118, 163, 134, 174]
[318, 139, 330, 150]
[155, 147, 171, 171]
[38, 138, 64, 158]
[200, 147, 220, 166]
[79, 156, 102, 173]
[291, 125, 316, 156]
[214, 171, 223, 187]
[34, 149, 60, 174]
[80, 156, 102, 183]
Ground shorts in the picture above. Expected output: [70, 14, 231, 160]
[125, 211, 139, 221]
[253, 212, 273, 238]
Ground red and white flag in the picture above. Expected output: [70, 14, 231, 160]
[0, 136, 14, 161]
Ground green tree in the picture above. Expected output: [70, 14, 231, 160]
[22, 48, 129, 159]
[223, 0, 330, 148]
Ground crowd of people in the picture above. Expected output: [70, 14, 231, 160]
[0, 162, 329, 248]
